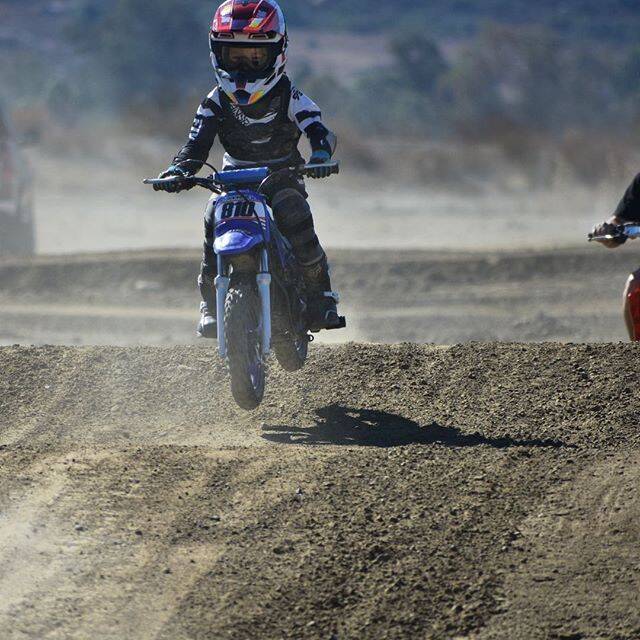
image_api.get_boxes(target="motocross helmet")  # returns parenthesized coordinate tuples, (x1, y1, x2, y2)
(210, 0, 288, 106)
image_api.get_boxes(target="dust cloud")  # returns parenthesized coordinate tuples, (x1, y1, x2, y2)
(31, 144, 618, 255)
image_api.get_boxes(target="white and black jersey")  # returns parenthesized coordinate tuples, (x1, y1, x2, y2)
(173, 76, 334, 173)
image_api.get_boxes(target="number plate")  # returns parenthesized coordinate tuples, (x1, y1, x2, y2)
(214, 193, 269, 224)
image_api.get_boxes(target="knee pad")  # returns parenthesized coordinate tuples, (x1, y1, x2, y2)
(628, 280, 640, 341)
(272, 189, 311, 225)
(271, 189, 322, 264)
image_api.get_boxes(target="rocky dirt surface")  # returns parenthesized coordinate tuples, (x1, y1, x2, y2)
(1, 342, 639, 639)
(0, 246, 638, 345)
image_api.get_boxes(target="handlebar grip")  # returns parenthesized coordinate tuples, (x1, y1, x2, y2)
(302, 161, 340, 179)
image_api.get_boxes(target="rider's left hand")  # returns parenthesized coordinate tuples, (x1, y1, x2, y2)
(308, 151, 332, 179)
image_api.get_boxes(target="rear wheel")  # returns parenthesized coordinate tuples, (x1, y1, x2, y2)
(273, 332, 308, 372)
(225, 277, 266, 410)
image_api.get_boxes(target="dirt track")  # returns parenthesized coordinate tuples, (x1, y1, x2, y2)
(0, 246, 638, 345)
(1, 342, 640, 639)
(2, 248, 640, 638)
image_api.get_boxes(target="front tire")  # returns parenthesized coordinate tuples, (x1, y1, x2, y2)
(225, 277, 266, 410)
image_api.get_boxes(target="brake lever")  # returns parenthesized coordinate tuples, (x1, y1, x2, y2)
(588, 235, 623, 242)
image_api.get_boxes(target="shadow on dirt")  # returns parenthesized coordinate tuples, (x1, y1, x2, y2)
(262, 404, 570, 448)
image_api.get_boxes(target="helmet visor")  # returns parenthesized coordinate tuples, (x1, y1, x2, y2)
(220, 45, 273, 73)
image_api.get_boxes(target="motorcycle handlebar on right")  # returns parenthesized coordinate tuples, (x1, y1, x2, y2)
(588, 223, 640, 243)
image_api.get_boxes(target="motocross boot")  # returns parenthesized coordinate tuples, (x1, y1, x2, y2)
(302, 255, 341, 332)
(197, 274, 217, 339)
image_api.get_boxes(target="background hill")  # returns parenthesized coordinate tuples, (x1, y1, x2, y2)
(7, 0, 640, 39)
(3, 0, 640, 213)
(281, 0, 640, 41)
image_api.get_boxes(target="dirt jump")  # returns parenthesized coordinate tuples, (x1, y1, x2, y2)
(0, 245, 638, 346)
(1, 249, 639, 639)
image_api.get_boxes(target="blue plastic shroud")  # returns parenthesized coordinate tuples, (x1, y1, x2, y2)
(217, 167, 270, 186)
(214, 189, 271, 256)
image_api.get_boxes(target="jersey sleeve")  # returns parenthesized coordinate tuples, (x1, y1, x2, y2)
(172, 88, 223, 174)
(614, 173, 640, 222)
(288, 86, 324, 132)
(288, 85, 336, 158)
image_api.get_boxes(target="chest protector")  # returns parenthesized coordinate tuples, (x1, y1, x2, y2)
(217, 78, 302, 163)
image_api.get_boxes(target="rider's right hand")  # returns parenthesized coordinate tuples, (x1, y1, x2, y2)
(153, 166, 194, 193)
(590, 217, 627, 248)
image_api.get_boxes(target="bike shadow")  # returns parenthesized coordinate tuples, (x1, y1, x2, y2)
(262, 404, 570, 449)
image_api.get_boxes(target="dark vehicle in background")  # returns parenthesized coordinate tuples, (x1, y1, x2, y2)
(0, 106, 35, 255)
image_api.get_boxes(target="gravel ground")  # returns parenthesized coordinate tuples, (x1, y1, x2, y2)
(1, 343, 639, 639)
(0, 246, 638, 345)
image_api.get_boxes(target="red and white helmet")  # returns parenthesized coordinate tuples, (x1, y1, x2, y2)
(210, 0, 288, 106)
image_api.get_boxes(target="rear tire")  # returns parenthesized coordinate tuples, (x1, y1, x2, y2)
(225, 277, 266, 410)
(273, 333, 308, 372)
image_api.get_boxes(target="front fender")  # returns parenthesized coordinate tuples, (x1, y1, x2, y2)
(214, 230, 263, 256)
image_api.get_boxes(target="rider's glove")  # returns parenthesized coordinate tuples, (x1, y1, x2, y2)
(308, 150, 332, 179)
(153, 166, 194, 193)
(590, 220, 627, 247)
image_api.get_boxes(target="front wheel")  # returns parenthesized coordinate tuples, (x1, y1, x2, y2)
(225, 278, 266, 410)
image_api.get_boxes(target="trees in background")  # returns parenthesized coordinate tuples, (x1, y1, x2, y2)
(336, 23, 637, 141)
(67, 0, 211, 108)
(389, 31, 448, 93)
(4, 0, 638, 185)
(58, 0, 640, 142)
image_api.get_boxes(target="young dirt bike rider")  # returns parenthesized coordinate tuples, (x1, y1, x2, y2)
(591, 172, 640, 341)
(153, 0, 340, 338)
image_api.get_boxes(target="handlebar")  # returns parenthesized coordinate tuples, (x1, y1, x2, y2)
(143, 175, 217, 189)
(143, 161, 340, 193)
(588, 223, 640, 242)
(301, 161, 340, 178)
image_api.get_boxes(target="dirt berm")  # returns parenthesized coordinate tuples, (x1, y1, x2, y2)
(1, 342, 639, 639)
(1, 246, 639, 344)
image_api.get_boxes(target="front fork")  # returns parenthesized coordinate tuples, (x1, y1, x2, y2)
(215, 254, 230, 358)
(215, 249, 272, 359)
(257, 249, 272, 358)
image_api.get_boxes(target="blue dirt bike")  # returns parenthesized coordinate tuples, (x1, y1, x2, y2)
(144, 162, 345, 410)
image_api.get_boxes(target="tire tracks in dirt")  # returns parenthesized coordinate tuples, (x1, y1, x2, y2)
(1, 343, 639, 638)
(2, 247, 639, 344)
